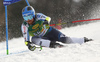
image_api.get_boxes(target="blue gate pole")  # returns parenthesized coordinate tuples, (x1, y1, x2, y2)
(5, 6, 9, 55)
(25, 0, 30, 6)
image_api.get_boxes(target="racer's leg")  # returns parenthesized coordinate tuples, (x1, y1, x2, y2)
(44, 27, 90, 44)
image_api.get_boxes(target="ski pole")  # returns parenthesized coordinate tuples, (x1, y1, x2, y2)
(39, 41, 43, 51)
(33, 46, 42, 51)
(32, 41, 43, 51)
(39, 46, 42, 51)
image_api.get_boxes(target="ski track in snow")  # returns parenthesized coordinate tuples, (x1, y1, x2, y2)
(0, 21, 100, 62)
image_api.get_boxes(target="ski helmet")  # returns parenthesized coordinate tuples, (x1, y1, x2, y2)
(22, 6, 35, 20)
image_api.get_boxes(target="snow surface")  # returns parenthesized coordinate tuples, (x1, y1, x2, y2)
(0, 21, 100, 62)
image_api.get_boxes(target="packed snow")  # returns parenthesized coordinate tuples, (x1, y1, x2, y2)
(0, 21, 100, 62)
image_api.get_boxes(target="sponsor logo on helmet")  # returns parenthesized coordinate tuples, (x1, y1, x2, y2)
(23, 13, 31, 17)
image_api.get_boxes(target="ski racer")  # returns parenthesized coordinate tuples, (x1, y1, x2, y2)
(21, 6, 92, 51)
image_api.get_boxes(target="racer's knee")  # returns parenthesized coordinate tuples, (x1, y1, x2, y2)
(31, 37, 51, 47)
(60, 37, 67, 43)
(58, 33, 69, 43)
(60, 37, 73, 44)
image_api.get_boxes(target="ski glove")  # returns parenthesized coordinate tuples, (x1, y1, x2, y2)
(25, 41, 36, 51)
(45, 17, 51, 23)
(28, 43, 36, 51)
(43, 17, 51, 24)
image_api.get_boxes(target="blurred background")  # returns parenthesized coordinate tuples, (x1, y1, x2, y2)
(0, 0, 100, 42)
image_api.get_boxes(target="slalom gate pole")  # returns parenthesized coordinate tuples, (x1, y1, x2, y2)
(5, 6, 9, 55)
(3, 0, 22, 55)
(50, 23, 67, 26)
(72, 18, 100, 23)
(25, 0, 30, 6)
(50, 18, 100, 26)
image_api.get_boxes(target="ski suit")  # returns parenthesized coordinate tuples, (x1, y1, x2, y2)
(21, 13, 84, 47)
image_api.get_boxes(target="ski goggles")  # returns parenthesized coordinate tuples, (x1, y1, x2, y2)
(23, 15, 33, 21)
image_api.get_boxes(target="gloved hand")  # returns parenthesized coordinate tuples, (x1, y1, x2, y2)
(43, 17, 51, 24)
(25, 41, 36, 51)
(28, 44, 36, 51)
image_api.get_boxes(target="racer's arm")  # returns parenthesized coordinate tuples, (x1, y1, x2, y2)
(43, 17, 51, 24)
(21, 24, 30, 43)
(36, 13, 51, 24)
(21, 24, 36, 51)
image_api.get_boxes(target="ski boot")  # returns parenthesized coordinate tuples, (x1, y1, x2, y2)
(84, 37, 93, 42)
(50, 42, 64, 48)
